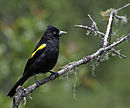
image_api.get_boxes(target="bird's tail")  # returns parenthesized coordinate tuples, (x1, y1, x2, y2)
(7, 73, 29, 97)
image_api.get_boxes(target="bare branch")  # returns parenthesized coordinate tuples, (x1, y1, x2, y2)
(75, 25, 105, 37)
(88, 14, 98, 31)
(13, 86, 24, 108)
(116, 3, 130, 11)
(75, 25, 127, 59)
(103, 11, 114, 47)
(112, 49, 126, 58)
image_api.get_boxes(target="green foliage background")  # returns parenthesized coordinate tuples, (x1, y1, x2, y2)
(0, 0, 130, 108)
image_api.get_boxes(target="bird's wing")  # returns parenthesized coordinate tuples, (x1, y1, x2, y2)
(23, 44, 47, 75)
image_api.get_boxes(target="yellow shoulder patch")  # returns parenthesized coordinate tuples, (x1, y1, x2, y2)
(31, 44, 46, 58)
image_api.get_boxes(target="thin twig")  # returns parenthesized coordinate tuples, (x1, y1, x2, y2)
(103, 11, 114, 47)
(112, 49, 126, 58)
(88, 14, 98, 31)
(75, 25, 105, 37)
(116, 3, 130, 11)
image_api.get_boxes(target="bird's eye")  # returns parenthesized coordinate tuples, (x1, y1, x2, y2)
(53, 31, 57, 35)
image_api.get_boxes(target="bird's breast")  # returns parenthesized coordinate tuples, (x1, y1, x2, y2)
(36, 40, 59, 72)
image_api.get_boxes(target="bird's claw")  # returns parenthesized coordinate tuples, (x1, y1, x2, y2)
(35, 80, 40, 87)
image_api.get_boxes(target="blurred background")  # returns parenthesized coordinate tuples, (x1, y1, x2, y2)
(0, 0, 130, 108)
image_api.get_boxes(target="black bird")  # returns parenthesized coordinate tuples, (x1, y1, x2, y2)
(7, 25, 67, 97)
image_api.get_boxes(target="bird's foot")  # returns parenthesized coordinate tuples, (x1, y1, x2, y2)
(35, 80, 40, 87)
(49, 71, 59, 77)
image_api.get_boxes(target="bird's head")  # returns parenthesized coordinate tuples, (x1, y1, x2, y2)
(44, 25, 67, 40)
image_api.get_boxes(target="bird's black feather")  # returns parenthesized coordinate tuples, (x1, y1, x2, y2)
(7, 25, 66, 97)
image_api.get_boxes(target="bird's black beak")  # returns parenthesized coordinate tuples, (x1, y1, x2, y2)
(59, 30, 67, 35)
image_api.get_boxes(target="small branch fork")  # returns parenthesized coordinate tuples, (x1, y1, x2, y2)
(12, 3, 130, 108)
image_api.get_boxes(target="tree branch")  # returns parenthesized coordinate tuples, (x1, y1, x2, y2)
(75, 20, 126, 58)
(103, 11, 114, 47)
(116, 3, 130, 11)
(75, 25, 105, 38)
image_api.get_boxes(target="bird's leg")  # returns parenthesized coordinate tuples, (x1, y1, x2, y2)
(34, 73, 40, 87)
(49, 71, 59, 77)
